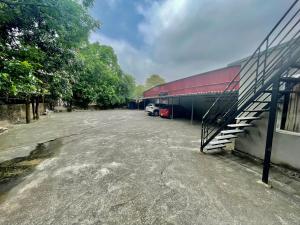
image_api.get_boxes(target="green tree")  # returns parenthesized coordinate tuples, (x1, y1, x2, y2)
(0, 0, 99, 121)
(134, 84, 146, 98)
(0, 0, 135, 119)
(73, 43, 135, 108)
(145, 74, 165, 90)
(119, 74, 136, 102)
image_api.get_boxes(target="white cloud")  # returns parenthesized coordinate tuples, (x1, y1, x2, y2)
(91, 0, 295, 84)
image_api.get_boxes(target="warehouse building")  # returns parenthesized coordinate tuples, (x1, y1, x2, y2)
(142, 0, 300, 184)
(142, 66, 240, 122)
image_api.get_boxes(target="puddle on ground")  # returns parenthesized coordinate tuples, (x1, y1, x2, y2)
(0, 139, 62, 203)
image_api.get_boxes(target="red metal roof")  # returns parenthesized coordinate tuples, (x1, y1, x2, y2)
(143, 66, 240, 98)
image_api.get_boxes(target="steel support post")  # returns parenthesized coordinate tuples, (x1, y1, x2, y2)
(191, 96, 194, 125)
(171, 97, 174, 119)
(262, 76, 280, 184)
(200, 120, 204, 152)
(158, 98, 160, 115)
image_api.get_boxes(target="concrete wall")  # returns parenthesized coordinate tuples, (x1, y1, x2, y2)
(236, 111, 300, 169)
(232, 45, 300, 170)
(0, 103, 45, 123)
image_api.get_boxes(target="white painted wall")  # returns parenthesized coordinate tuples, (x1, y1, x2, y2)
(236, 111, 300, 169)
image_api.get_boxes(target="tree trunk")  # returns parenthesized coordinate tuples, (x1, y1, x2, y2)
(35, 96, 40, 120)
(31, 97, 36, 120)
(42, 95, 46, 113)
(67, 100, 73, 112)
(49, 101, 54, 110)
(26, 96, 31, 124)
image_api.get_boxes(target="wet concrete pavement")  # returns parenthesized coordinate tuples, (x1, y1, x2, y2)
(0, 110, 299, 225)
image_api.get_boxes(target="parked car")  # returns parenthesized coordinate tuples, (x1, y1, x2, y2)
(145, 103, 159, 116)
(159, 105, 187, 119)
(145, 103, 165, 116)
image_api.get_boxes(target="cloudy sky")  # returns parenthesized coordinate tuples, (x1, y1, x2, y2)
(90, 0, 294, 84)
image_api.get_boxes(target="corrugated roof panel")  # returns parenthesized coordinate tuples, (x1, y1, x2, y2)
(143, 66, 240, 98)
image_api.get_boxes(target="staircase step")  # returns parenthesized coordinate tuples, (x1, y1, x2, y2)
(280, 90, 300, 94)
(264, 90, 273, 93)
(264, 90, 300, 94)
(221, 129, 244, 135)
(205, 144, 225, 150)
(291, 63, 300, 69)
(228, 123, 252, 128)
(280, 77, 300, 83)
(215, 134, 238, 140)
(253, 100, 270, 103)
(236, 116, 260, 121)
(210, 139, 231, 145)
(244, 109, 269, 113)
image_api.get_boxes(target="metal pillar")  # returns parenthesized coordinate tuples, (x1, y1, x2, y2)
(137, 99, 140, 110)
(171, 97, 174, 119)
(262, 76, 280, 184)
(143, 99, 146, 110)
(191, 96, 194, 125)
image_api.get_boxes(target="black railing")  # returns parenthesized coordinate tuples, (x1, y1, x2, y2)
(201, 0, 300, 150)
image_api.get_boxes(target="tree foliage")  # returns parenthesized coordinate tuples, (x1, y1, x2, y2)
(145, 74, 165, 90)
(0, 0, 135, 110)
(0, 0, 98, 99)
(134, 84, 146, 98)
(73, 43, 135, 108)
(133, 74, 165, 98)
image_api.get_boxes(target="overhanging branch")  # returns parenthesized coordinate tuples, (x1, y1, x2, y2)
(0, 0, 52, 7)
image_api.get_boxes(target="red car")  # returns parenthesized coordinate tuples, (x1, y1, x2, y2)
(159, 105, 187, 119)
(159, 107, 171, 118)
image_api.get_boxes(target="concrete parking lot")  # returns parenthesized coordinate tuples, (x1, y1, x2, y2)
(0, 110, 299, 225)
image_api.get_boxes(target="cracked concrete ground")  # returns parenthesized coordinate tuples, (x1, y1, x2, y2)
(0, 110, 299, 225)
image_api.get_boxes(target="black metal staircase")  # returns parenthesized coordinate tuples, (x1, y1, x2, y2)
(200, 0, 300, 184)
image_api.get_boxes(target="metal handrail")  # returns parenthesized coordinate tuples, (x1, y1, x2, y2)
(202, 48, 300, 149)
(201, 0, 300, 150)
(204, 34, 299, 137)
(202, 37, 300, 144)
(202, 0, 299, 120)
